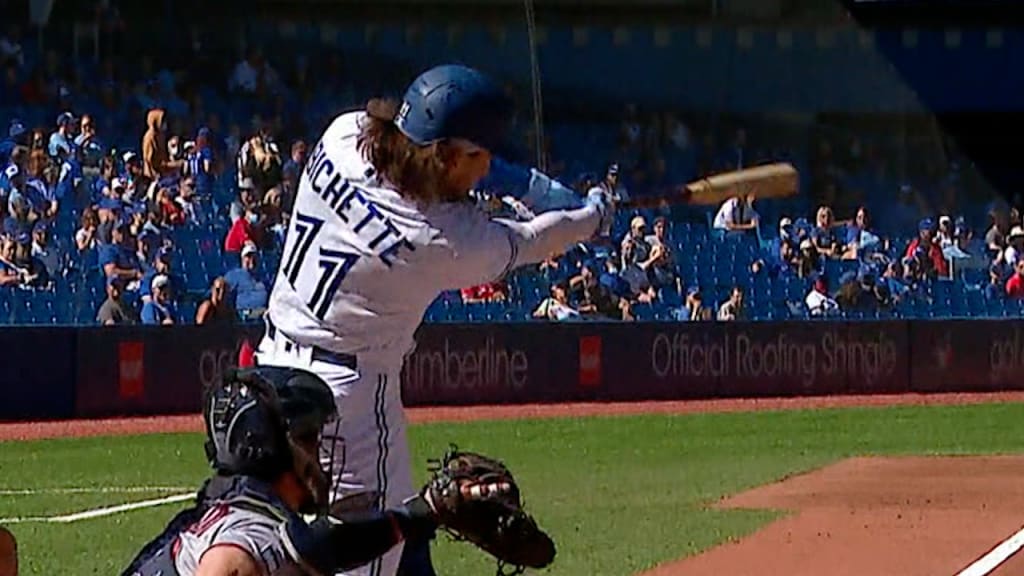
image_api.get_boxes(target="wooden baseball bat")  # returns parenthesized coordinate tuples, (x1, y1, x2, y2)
(621, 162, 799, 209)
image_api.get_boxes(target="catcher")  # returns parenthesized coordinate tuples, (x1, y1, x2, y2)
(121, 366, 554, 576)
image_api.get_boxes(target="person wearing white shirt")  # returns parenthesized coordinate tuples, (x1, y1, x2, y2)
(805, 276, 839, 317)
(1003, 226, 1024, 267)
(713, 193, 758, 232)
(716, 286, 745, 321)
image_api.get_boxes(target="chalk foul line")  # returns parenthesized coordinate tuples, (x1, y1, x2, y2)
(954, 525, 1024, 576)
(0, 493, 194, 524)
(0, 486, 191, 496)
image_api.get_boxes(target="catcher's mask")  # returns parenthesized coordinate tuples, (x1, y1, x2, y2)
(203, 366, 337, 514)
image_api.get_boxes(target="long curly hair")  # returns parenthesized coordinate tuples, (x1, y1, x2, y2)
(356, 98, 460, 204)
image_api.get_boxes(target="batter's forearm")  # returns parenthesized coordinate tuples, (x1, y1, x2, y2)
(499, 205, 602, 268)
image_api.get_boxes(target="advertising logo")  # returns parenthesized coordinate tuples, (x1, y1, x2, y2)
(118, 341, 144, 400)
(403, 336, 528, 395)
(578, 336, 602, 388)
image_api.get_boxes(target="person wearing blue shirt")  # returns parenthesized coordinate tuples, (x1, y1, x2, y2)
(223, 242, 269, 319)
(48, 112, 76, 159)
(139, 247, 182, 304)
(189, 127, 216, 197)
(140, 274, 178, 325)
(0, 120, 26, 162)
(98, 221, 143, 285)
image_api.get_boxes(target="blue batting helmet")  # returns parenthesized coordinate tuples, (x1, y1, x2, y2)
(394, 64, 514, 152)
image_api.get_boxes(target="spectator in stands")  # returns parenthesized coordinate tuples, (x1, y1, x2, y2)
(0, 236, 31, 287)
(532, 281, 579, 321)
(717, 286, 745, 321)
(905, 218, 949, 279)
(4, 194, 32, 242)
(230, 179, 257, 224)
(712, 192, 758, 233)
(0, 120, 26, 162)
(93, 156, 116, 203)
(224, 201, 265, 252)
(47, 112, 75, 158)
(154, 184, 185, 227)
(74, 114, 97, 150)
(75, 207, 98, 253)
(142, 109, 182, 181)
(812, 206, 842, 259)
(570, 261, 630, 320)
(238, 127, 282, 194)
(988, 262, 1008, 300)
(97, 276, 136, 325)
(620, 214, 650, 262)
(224, 242, 269, 319)
(196, 276, 237, 325)
(122, 151, 150, 200)
(281, 139, 307, 204)
(805, 275, 840, 317)
(538, 253, 564, 281)
(675, 286, 709, 321)
(986, 205, 1011, 257)
(167, 135, 182, 164)
(0, 524, 16, 576)
(1002, 226, 1024, 267)
(1006, 261, 1024, 299)
(937, 215, 955, 249)
(188, 127, 215, 198)
(842, 206, 883, 259)
(30, 221, 58, 278)
(175, 177, 204, 226)
(99, 220, 143, 287)
(24, 150, 57, 219)
(140, 274, 177, 325)
(645, 216, 677, 291)
(795, 238, 822, 278)
(140, 247, 181, 304)
(882, 261, 910, 303)
(461, 281, 507, 304)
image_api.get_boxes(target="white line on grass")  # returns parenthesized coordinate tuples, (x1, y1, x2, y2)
(0, 486, 191, 495)
(0, 493, 193, 524)
(955, 525, 1024, 576)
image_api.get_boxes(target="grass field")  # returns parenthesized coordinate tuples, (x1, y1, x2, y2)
(4, 401, 1024, 576)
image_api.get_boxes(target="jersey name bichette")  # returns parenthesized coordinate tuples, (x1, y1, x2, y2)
(266, 111, 518, 363)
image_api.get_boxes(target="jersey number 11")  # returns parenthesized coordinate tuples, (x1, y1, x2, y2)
(281, 212, 360, 320)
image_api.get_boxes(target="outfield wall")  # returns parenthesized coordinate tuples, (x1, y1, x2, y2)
(1, 320, 1021, 421)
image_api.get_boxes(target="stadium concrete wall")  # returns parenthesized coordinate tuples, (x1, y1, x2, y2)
(0, 320, 1021, 421)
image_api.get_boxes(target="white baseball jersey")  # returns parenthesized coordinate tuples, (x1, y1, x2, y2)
(259, 110, 602, 576)
(172, 499, 294, 575)
(267, 111, 527, 365)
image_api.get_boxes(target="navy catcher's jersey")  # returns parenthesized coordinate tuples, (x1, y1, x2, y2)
(125, 477, 301, 576)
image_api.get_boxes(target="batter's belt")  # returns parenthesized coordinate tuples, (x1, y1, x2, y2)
(262, 316, 358, 370)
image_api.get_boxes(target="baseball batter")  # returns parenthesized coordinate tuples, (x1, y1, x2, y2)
(254, 64, 612, 576)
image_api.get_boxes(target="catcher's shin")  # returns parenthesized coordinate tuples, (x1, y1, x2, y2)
(421, 447, 556, 576)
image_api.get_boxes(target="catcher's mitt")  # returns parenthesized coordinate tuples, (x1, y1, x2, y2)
(423, 446, 555, 575)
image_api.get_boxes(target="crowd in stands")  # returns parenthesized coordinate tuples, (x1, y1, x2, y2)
(0, 21, 1020, 326)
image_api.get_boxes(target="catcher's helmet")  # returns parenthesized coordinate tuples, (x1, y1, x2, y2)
(394, 64, 514, 153)
(203, 366, 336, 509)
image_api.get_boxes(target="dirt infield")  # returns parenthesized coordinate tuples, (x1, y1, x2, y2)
(3, 391, 1024, 442)
(643, 456, 1024, 576)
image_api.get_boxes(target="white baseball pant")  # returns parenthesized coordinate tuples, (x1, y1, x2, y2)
(255, 330, 412, 576)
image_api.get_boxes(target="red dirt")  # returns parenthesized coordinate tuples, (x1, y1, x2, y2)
(3, 391, 1024, 442)
(645, 456, 1024, 576)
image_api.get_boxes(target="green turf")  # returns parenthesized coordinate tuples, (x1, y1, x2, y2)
(3, 402, 1024, 575)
